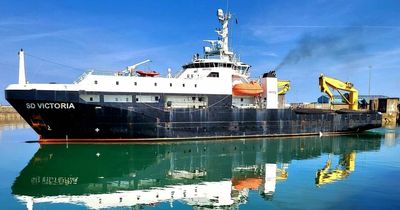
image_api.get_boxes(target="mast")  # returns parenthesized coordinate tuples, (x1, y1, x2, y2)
(203, 9, 234, 61)
(18, 49, 26, 84)
(217, 9, 232, 58)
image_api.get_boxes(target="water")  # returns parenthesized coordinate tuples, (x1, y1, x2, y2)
(0, 120, 399, 210)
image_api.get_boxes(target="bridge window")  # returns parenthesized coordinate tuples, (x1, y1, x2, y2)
(207, 72, 219, 78)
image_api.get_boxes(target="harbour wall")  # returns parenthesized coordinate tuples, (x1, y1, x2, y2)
(0, 105, 23, 121)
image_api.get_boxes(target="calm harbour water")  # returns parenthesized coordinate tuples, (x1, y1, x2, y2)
(0, 120, 399, 210)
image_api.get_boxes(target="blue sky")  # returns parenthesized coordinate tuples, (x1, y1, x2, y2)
(1, 0, 399, 104)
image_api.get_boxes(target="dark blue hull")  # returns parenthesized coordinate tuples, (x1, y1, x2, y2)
(5, 89, 382, 141)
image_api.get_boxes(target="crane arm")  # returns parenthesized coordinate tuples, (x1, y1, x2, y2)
(315, 152, 356, 187)
(319, 74, 359, 110)
(278, 80, 290, 95)
(127, 59, 151, 76)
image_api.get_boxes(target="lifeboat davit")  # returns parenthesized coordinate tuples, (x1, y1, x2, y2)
(136, 70, 160, 77)
(232, 81, 263, 96)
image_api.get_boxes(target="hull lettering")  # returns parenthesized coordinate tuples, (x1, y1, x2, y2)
(26, 103, 75, 110)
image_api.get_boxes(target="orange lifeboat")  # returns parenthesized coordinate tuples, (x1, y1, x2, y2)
(232, 177, 263, 190)
(232, 81, 263, 96)
(136, 70, 160, 77)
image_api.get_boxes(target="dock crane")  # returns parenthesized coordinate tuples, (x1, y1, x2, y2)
(278, 80, 290, 95)
(319, 74, 359, 111)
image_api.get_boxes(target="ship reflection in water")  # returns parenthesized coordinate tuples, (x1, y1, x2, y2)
(12, 135, 383, 209)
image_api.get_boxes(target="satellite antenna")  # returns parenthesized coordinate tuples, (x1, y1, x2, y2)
(217, 9, 224, 21)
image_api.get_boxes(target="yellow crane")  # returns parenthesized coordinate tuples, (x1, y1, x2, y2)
(319, 74, 359, 110)
(315, 151, 356, 187)
(278, 80, 290, 95)
(276, 165, 289, 181)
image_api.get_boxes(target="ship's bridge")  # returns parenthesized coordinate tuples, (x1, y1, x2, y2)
(177, 58, 250, 81)
(182, 60, 250, 73)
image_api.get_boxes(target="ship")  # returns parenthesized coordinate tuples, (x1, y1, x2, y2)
(5, 9, 381, 142)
